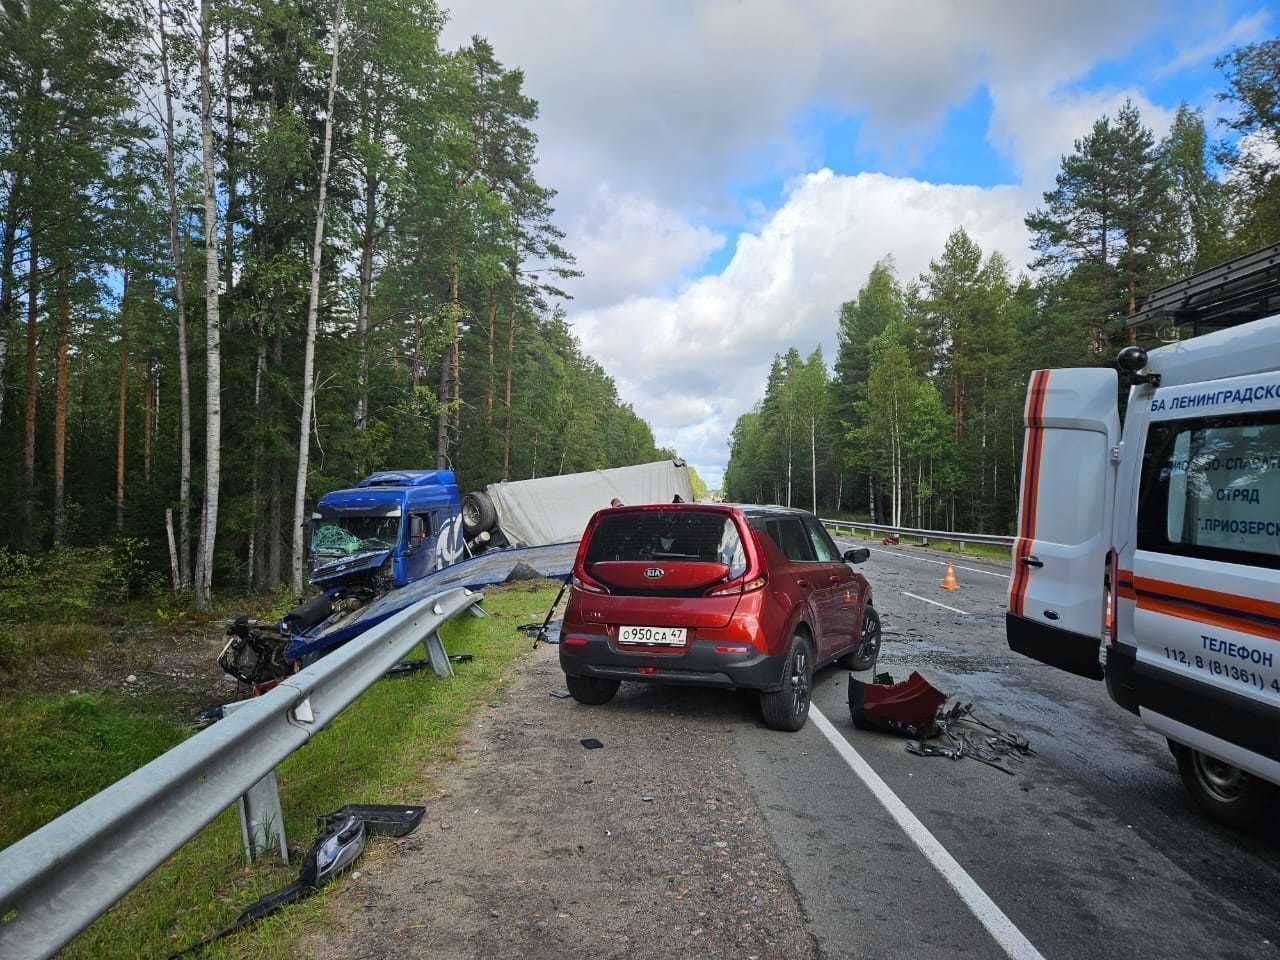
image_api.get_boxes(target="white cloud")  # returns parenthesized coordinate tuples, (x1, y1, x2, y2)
(1155, 9, 1270, 78)
(988, 85, 1178, 187)
(572, 170, 1032, 486)
(564, 186, 724, 310)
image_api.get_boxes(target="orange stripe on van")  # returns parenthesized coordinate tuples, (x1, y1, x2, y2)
(1132, 575, 1280, 643)
(1010, 370, 1050, 616)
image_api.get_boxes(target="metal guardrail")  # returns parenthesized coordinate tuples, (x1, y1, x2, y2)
(0, 585, 484, 960)
(821, 518, 1015, 550)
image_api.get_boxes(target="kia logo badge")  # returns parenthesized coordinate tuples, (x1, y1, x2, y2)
(644, 567, 664, 579)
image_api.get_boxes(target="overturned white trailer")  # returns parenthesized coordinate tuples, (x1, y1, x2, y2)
(462, 459, 696, 547)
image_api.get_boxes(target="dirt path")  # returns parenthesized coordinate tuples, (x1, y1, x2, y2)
(306, 643, 818, 960)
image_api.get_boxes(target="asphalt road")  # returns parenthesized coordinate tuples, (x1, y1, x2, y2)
(731, 538, 1280, 960)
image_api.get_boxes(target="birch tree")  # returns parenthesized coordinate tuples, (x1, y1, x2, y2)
(194, 0, 220, 610)
(156, 0, 192, 586)
(290, 0, 343, 596)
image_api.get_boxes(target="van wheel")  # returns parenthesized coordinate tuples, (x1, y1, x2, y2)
(1175, 745, 1272, 829)
(566, 674, 620, 705)
(760, 634, 813, 732)
(841, 605, 881, 671)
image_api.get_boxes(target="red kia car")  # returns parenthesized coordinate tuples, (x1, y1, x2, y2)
(559, 503, 878, 731)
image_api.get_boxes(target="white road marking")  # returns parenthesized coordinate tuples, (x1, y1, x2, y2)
(902, 591, 970, 616)
(810, 705, 1047, 960)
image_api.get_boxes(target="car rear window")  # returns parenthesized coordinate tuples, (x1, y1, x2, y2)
(586, 510, 747, 576)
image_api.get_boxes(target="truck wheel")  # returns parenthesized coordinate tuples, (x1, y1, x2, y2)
(760, 633, 813, 732)
(1175, 745, 1272, 829)
(841, 605, 881, 671)
(462, 491, 497, 535)
(566, 674, 620, 705)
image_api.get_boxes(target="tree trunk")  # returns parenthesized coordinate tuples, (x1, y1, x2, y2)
(165, 508, 180, 594)
(290, 0, 343, 597)
(436, 347, 449, 469)
(502, 290, 516, 479)
(485, 290, 496, 425)
(52, 271, 68, 547)
(22, 223, 38, 545)
(355, 167, 375, 430)
(0, 209, 16, 430)
(159, 0, 192, 588)
(195, 0, 223, 610)
(223, 24, 235, 292)
(249, 334, 266, 587)
(142, 360, 153, 482)
(810, 415, 817, 514)
(116, 271, 129, 531)
(266, 334, 283, 587)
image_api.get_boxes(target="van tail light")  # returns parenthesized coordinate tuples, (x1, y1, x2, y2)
(1105, 552, 1117, 647)
(571, 574, 607, 595)
(707, 575, 766, 597)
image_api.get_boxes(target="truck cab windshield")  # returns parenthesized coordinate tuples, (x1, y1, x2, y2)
(311, 515, 401, 557)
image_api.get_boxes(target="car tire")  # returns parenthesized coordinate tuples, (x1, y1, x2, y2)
(462, 491, 498, 535)
(1174, 744, 1272, 829)
(760, 633, 813, 732)
(566, 674, 620, 706)
(841, 604, 881, 671)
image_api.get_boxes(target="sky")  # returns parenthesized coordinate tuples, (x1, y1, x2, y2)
(440, 1, 1275, 490)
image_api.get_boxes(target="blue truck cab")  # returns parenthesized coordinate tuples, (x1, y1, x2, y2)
(309, 470, 467, 593)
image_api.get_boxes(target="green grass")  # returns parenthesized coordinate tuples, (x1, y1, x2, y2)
(2, 582, 559, 960)
(0, 693, 190, 849)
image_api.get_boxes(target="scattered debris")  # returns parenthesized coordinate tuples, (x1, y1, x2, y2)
(881, 535, 900, 545)
(550, 689, 571, 700)
(641, 795, 655, 802)
(384, 654, 474, 679)
(125, 674, 137, 683)
(169, 803, 425, 957)
(848, 671, 946, 737)
(581, 738, 604, 750)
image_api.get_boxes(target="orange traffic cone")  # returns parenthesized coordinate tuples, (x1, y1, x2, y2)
(941, 561, 959, 591)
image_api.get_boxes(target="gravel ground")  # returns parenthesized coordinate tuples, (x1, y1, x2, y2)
(306, 643, 819, 960)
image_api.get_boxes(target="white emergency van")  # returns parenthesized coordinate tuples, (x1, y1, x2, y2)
(1007, 310, 1280, 827)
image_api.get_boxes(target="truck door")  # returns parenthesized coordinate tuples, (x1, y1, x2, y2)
(403, 511, 434, 583)
(1127, 381, 1280, 772)
(1007, 368, 1120, 680)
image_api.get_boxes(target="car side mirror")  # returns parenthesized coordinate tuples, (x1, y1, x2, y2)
(843, 548, 869, 565)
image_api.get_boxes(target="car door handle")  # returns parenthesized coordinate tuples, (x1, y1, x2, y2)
(1022, 555, 1044, 568)
(796, 579, 810, 588)
(828, 575, 841, 584)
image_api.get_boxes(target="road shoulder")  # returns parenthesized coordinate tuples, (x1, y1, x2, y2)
(303, 643, 818, 960)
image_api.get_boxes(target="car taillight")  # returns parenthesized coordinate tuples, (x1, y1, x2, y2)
(571, 574, 607, 594)
(707, 575, 766, 597)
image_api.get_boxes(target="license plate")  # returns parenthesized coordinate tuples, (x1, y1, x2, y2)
(618, 625, 687, 646)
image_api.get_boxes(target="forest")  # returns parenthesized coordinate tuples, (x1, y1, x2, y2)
(0, 0, 673, 607)
(723, 39, 1280, 535)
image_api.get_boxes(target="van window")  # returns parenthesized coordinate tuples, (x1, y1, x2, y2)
(586, 510, 747, 576)
(758, 516, 817, 562)
(1137, 411, 1280, 569)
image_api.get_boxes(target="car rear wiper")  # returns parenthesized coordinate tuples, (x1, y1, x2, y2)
(651, 551, 700, 559)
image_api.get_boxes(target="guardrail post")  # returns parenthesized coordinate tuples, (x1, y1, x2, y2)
(424, 630, 453, 677)
(236, 769, 288, 864)
(222, 698, 288, 864)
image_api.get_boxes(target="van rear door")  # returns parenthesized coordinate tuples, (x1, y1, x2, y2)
(1007, 368, 1120, 680)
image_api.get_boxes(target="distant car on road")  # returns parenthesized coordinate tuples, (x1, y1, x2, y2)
(559, 503, 878, 730)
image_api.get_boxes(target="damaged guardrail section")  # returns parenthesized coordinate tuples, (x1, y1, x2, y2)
(821, 518, 1015, 549)
(0, 586, 484, 960)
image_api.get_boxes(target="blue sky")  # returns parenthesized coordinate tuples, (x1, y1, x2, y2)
(442, 1, 1276, 487)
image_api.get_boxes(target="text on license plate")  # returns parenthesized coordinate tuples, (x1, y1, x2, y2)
(618, 625, 687, 646)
